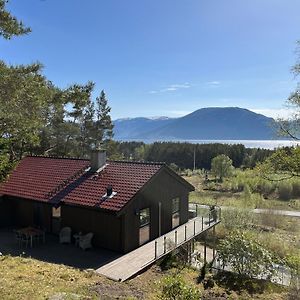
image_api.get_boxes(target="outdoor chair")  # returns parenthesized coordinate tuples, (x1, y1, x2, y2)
(14, 230, 30, 248)
(59, 227, 72, 244)
(79, 232, 93, 250)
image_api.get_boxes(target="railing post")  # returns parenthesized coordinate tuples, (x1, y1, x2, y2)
(196, 204, 198, 217)
(164, 236, 166, 254)
(193, 220, 196, 235)
(184, 225, 187, 241)
(175, 231, 177, 246)
(155, 241, 157, 260)
(201, 216, 203, 230)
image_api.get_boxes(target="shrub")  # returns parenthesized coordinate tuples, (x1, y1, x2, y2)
(241, 184, 252, 200)
(278, 182, 293, 201)
(218, 231, 276, 279)
(221, 208, 256, 231)
(159, 275, 201, 300)
(292, 181, 300, 198)
(258, 181, 275, 196)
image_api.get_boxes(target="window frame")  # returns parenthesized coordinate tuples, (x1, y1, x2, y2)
(171, 197, 180, 228)
(139, 207, 151, 245)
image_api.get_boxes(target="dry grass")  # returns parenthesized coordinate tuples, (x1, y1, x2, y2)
(0, 254, 290, 300)
(0, 255, 160, 300)
(0, 255, 102, 299)
(185, 174, 300, 211)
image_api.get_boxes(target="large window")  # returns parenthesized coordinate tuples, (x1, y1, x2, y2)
(172, 197, 180, 228)
(139, 208, 150, 245)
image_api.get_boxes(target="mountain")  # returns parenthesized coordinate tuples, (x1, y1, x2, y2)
(113, 117, 174, 139)
(113, 107, 277, 140)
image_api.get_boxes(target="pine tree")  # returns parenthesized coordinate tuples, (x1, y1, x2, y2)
(94, 90, 114, 147)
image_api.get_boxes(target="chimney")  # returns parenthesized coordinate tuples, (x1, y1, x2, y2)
(90, 149, 106, 172)
(106, 185, 113, 197)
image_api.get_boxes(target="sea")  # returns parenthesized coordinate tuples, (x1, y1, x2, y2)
(118, 139, 300, 150)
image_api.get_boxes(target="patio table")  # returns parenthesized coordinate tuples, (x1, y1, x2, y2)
(17, 227, 45, 248)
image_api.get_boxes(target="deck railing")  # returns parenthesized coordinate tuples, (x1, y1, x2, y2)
(153, 204, 221, 261)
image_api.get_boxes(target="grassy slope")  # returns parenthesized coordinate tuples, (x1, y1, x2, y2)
(0, 255, 288, 300)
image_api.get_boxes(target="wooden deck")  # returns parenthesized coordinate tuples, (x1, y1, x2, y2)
(96, 206, 220, 282)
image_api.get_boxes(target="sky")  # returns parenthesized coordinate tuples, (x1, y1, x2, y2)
(1, 0, 300, 119)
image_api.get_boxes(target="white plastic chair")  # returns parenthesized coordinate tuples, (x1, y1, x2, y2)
(59, 227, 72, 244)
(79, 232, 93, 250)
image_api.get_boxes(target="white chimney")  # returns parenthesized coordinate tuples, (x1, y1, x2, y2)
(90, 149, 106, 172)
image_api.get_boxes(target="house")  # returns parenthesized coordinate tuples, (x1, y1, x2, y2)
(0, 150, 194, 253)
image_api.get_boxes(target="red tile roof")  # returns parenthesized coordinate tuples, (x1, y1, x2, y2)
(0, 156, 164, 212)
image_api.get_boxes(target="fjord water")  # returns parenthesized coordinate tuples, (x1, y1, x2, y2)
(183, 140, 300, 149)
(120, 139, 300, 150)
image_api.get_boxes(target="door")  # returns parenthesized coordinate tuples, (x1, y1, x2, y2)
(139, 207, 150, 245)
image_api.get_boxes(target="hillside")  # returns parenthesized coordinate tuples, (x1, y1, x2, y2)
(114, 107, 277, 140)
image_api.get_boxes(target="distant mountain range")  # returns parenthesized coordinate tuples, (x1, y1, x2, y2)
(113, 107, 278, 141)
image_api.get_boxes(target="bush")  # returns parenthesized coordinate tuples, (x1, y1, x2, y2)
(159, 275, 201, 300)
(241, 184, 252, 199)
(292, 181, 300, 198)
(218, 231, 276, 279)
(221, 208, 256, 231)
(258, 181, 275, 197)
(278, 182, 293, 201)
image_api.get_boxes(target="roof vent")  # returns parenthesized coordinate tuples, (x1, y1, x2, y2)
(90, 149, 106, 172)
(102, 185, 117, 200)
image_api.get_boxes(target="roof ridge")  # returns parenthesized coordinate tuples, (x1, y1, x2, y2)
(28, 155, 89, 161)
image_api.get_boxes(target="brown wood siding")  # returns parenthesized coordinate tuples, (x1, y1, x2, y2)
(0, 197, 13, 227)
(61, 205, 122, 252)
(122, 168, 190, 253)
(0, 197, 52, 231)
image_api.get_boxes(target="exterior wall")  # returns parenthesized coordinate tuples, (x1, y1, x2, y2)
(61, 205, 122, 252)
(0, 196, 13, 227)
(0, 197, 52, 231)
(122, 168, 191, 253)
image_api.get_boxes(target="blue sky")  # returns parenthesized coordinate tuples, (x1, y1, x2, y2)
(1, 0, 300, 119)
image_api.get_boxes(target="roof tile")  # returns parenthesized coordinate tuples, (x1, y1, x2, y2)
(0, 156, 163, 212)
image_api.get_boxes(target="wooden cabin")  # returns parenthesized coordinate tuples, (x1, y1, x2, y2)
(0, 150, 194, 253)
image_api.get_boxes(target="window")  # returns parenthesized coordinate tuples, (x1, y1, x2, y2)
(139, 208, 150, 245)
(172, 197, 180, 228)
(52, 206, 61, 218)
(139, 208, 150, 227)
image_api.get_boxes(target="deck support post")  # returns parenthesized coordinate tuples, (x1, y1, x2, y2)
(155, 241, 157, 260)
(201, 216, 203, 230)
(175, 231, 177, 245)
(164, 236, 166, 254)
(196, 204, 198, 217)
(193, 220, 196, 235)
(184, 225, 187, 241)
(213, 226, 216, 261)
(204, 235, 207, 265)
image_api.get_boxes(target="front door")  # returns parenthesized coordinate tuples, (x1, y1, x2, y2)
(139, 207, 150, 245)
